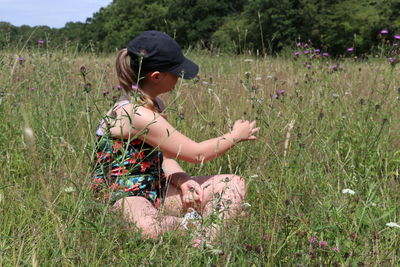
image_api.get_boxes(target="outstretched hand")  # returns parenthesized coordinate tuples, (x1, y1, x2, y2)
(180, 179, 203, 207)
(231, 119, 260, 142)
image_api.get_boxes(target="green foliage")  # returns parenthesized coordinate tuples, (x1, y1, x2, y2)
(1, 43, 400, 265)
(2, 0, 400, 55)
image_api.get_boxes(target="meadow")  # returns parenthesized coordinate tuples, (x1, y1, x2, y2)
(0, 45, 399, 266)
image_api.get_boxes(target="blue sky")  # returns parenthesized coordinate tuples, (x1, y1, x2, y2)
(0, 0, 113, 28)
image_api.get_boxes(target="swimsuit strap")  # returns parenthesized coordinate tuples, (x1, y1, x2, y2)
(114, 100, 131, 111)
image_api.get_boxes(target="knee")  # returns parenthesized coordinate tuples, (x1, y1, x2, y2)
(228, 175, 246, 201)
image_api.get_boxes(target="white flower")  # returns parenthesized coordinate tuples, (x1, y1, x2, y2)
(243, 202, 251, 208)
(64, 187, 75, 193)
(386, 222, 400, 228)
(244, 58, 254, 63)
(342, 188, 355, 195)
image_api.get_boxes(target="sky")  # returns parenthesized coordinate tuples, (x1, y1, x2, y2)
(0, 0, 113, 28)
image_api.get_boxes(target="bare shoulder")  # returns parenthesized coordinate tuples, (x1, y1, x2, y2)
(119, 103, 163, 126)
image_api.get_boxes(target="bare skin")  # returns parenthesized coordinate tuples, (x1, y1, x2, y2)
(105, 71, 259, 243)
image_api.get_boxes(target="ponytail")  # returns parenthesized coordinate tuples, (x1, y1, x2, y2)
(115, 49, 159, 113)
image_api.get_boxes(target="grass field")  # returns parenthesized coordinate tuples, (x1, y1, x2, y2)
(0, 46, 399, 266)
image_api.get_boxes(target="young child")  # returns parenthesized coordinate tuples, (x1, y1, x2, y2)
(92, 30, 259, 245)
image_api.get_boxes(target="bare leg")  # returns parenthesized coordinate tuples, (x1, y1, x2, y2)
(113, 196, 183, 239)
(163, 174, 246, 245)
(196, 174, 246, 219)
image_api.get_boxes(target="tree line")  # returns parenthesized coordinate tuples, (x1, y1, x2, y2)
(1, 0, 400, 56)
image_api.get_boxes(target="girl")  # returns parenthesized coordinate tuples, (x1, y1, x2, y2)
(93, 31, 259, 245)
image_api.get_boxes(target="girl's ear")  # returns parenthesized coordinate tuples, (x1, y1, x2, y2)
(148, 71, 162, 83)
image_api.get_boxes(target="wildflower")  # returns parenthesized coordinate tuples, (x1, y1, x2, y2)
(380, 29, 389, 35)
(322, 52, 329, 57)
(314, 49, 320, 53)
(306, 64, 312, 69)
(18, 57, 25, 63)
(394, 35, 400, 40)
(274, 89, 285, 99)
(115, 85, 123, 90)
(347, 47, 354, 52)
(309, 236, 317, 244)
(342, 188, 355, 195)
(244, 58, 254, 63)
(38, 39, 44, 44)
(30, 87, 37, 91)
(388, 57, 395, 63)
(80, 66, 87, 75)
(294, 51, 300, 56)
(303, 50, 309, 55)
(386, 222, 400, 228)
(64, 187, 75, 193)
(332, 247, 340, 253)
(102, 90, 109, 96)
(331, 65, 338, 71)
(296, 42, 302, 47)
(319, 241, 328, 248)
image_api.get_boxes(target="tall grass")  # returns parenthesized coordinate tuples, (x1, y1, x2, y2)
(0, 46, 399, 266)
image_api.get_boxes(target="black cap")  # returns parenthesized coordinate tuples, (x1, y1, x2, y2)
(127, 31, 199, 79)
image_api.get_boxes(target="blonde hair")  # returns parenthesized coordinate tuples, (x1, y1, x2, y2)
(115, 49, 159, 112)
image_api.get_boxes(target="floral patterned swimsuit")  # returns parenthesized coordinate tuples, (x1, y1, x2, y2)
(92, 101, 166, 207)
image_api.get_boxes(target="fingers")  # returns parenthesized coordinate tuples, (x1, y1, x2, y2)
(182, 186, 203, 204)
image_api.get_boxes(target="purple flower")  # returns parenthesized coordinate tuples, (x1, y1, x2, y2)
(278, 89, 285, 95)
(273, 94, 279, 99)
(18, 57, 25, 62)
(332, 247, 340, 253)
(388, 57, 395, 63)
(306, 64, 312, 69)
(103, 90, 110, 96)
(322, 52, 329, 57)
(331, 65, 338, 71)
(115, 85, 123, 90)
(303, 50, 309, 55)
(38, 40, 45, 44)
(394, 35, 400, 40)
(294, 51, 300, 56)
(393, 42, 398, 47)
(314, 49, 320, 53)
(296, 42, 302, 47)
(30, 87, 37, 91)
(309, 236, 317, 244)
(347, 47, 354, 52)
(380, 29, 389, 35)
(319, 241, 328, 248)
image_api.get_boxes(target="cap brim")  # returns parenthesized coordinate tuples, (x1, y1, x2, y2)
(169, 57, 199, 79)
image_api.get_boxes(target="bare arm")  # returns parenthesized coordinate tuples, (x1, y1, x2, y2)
(116, 104, 259, 164)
